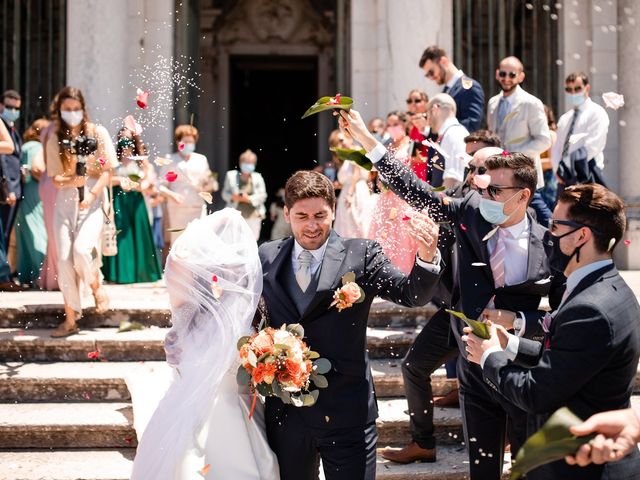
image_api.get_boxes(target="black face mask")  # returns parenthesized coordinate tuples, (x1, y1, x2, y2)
(544, 229, 583, 273)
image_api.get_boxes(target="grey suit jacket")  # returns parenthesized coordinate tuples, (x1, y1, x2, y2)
(487, 86, 551, 189)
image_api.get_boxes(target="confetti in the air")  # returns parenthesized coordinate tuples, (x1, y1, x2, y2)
(625, 239, 631, 246)
(461, 77, 473, 90)
(199, 464, 211, 476)
(87, 350, 100, 360)
(602, 92, 625, 110)
(154, 157, 172, 167)
(123, 114, 143, 135)
(474, 174, 491, 190)
(136, 89, 150, 109)
(178, 142, 185, 151)
(471, 262, 487, 267)
(165, 171, 178, 182)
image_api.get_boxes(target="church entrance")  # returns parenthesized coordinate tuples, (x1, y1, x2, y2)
(229, 55, 319, 239)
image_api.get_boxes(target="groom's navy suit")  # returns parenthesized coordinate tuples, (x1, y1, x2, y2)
(259, 230, 440, 480)
(371, 147, 565, 479)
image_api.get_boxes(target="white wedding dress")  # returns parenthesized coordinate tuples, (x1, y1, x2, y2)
(128, 208, 280, 480)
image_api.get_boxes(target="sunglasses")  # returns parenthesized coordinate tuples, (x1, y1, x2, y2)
(565, 85, 583, 93)
(425, 68, 437, 78)
(478, 184, 522, 199)
(498, 71, 518, 79)
(406, 98, 423, 104)
(467, 164, 487, 175)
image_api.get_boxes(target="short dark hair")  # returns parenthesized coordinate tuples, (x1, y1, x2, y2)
(285, 171, 336, 210)
(386, 110, 408, 123)
(1, 89, 21, 103)
(484, 152, 538, 202)
(464, 129, 502, 147)
(419, 45, 447, 68)
(558, 184, 626, 253)
(565, 71, 589, 86)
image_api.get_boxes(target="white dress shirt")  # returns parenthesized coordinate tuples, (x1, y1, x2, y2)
(551, 97, 610, 171)
(487, 215, 530, 287)
(437, 116, 470, 182)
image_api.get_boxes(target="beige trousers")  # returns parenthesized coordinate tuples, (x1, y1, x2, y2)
(53, 178, 105, 314)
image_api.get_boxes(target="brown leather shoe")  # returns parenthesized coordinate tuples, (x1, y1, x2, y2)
(434, 387, 459, 408)
(380, 442, 436, 464)
(0, 281, 27, 292)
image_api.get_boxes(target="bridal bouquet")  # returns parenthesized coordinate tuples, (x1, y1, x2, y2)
(237, 324, 331, 412)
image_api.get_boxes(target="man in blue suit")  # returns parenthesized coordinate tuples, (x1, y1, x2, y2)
(419, 45, 485, 132)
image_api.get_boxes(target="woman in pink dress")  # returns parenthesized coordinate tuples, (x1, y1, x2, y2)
(37, 120, 59, 290)
(368, 111, 421, 274)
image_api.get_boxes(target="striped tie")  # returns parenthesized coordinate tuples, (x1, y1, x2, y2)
(490, 229, 506, 288)
(295, 250, 313, 292)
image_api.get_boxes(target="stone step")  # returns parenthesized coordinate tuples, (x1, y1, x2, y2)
(0, 399, 463, 449)
(0, 447, 485, 480)
(0, 360, 456, 402)
(0, 326, 421, 362)
(0, 290, 436, 329)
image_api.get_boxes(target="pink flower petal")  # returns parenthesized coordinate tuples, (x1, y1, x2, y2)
(474, 174, 491, 190)
(136, 89, 149, 109)
(165, 171, 178, 182)
(624, 239, 631, 246)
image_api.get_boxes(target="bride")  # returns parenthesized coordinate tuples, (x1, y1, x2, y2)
(130, 208, 280, 479)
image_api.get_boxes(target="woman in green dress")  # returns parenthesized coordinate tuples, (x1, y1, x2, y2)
(15, 118, 49, 285)
(101, 127, 162, 283)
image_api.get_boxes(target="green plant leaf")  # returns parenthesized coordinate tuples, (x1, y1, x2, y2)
(445, 309, 491, 339)
(354, 285, 366, 304)
(307, 350, 320, 360)
(301, 95, 354, 119)
(128, 174, 141, 183)
(511, 407, 596, 479)
(330, 147, 373, 171)
(302, 391, 318, 406)
(286, 323, 305, 338)
(313, 358, 332, 375)
(274, 343, 290, 351)
(311, 373, 328, 388)
(236, 365, 250, 386)
(256, 382, 273, 397)
(341, 271, 356, 284)
(117, 320, 145, 333)
(237, 336, 251, 350)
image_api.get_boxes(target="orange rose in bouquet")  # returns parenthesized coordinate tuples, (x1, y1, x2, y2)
(237, 324, 331, 411)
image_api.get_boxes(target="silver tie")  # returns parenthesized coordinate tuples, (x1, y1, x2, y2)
(295, 250, 313, 292)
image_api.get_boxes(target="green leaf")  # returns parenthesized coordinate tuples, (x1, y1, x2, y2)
(330, 147, 373, 171)
(313, 358, 332, 375)
(236, 365, 251, 386)
(286, 323, 305, 338)
(307, 350, 320, 360)
(128, 174, 141, 183)
(445, 309, 491, 339)
(301, 95, 354, 119)
(302, 391, 318, 407)
(511, 407, 596, 479)
(353, 285, 366, 304)
(117, 320, 145, 333)
(247, 349, 258, 368)
(311, 373, 328, 388)
(273, 343, 290, 351)
(431, 186, 447, 192)
(237, 336, 251, 350)
(341, 271, 356, 284)
(167, 227, 185, 233)
(256, 382, 273, 397)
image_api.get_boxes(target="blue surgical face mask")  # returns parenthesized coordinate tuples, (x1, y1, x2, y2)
(181, 142, 196, 154)
(566, 92, 586, 108)
(240, 163, 255, 174)
(0, 107, 20, 123)
(478, 190, 520, 225)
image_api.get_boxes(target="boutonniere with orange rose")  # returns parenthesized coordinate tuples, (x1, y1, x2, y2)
(237, 324, 331, 415)
(330, 272, 365, 312)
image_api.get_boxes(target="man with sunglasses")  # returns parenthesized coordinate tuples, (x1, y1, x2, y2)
(487, 56, 552, 227)
(463, 184, 640, 479)
(0, 89, 24, 291)
(551, 72, 609, 195)
(418, 45, 485, 132)
(338, 108, 565, 479)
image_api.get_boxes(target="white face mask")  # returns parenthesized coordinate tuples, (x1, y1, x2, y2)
(61, 110, 84, 127)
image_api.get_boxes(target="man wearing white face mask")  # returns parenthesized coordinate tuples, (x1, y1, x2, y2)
(551, 72, 609, 197)
(159, 124, 217, 245)
(221, 148, 267, 240)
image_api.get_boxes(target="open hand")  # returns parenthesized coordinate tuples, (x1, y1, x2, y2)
(409, 211, 439, 263)
(481, 308, 516, 329)
(335, 109, 379, 152)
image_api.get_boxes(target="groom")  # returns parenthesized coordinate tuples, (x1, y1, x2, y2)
(259, 170, 442, 480)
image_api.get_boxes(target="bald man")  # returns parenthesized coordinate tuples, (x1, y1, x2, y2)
(487, 56, 552, 226)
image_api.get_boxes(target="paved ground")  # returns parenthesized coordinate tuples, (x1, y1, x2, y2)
(2, 270, 640, 309)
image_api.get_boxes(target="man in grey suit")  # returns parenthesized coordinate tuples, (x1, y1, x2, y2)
(487, 56, 552, 226)
(464, 183, 640, 479)
(260, 171, 442, 480)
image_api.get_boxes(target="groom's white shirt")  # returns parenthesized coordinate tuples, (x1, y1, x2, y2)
(292, 238, 329, 275)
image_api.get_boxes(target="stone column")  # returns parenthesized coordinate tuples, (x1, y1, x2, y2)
(615, 0, 640, 268)
(350, 0, 453, 123)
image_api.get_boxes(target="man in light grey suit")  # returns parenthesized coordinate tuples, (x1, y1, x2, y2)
(487, 56, 552, 225)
